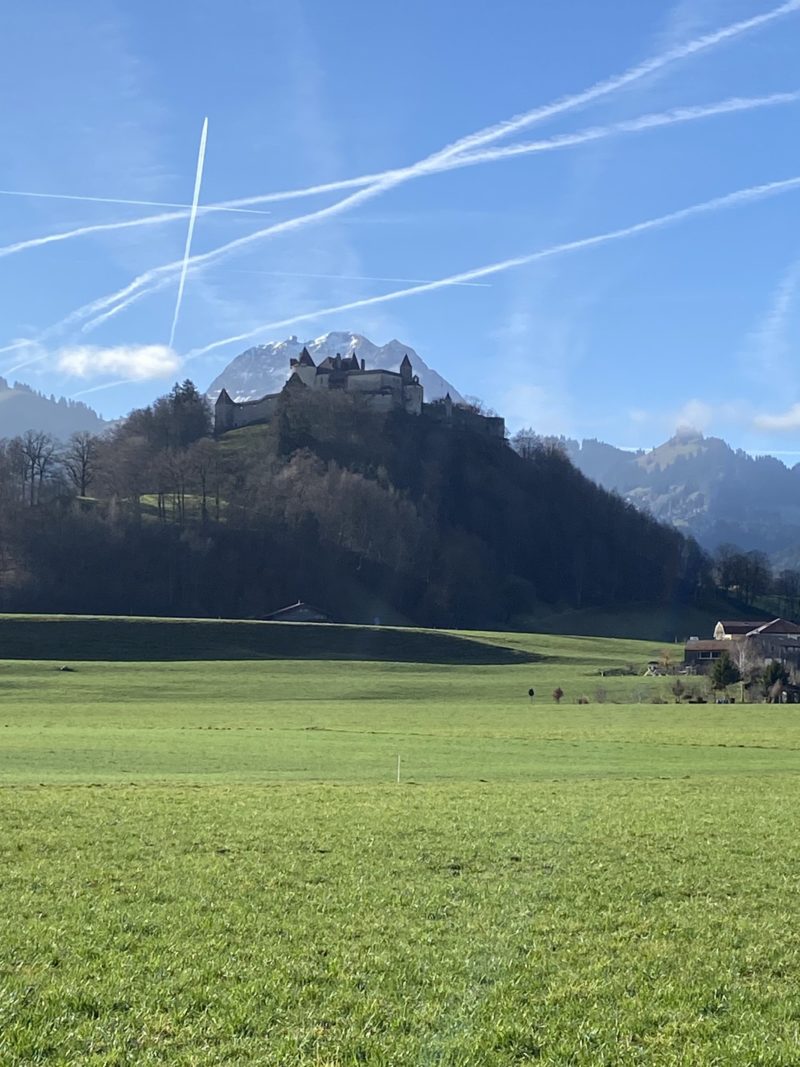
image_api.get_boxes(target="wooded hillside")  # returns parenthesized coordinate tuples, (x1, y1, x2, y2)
(0, 382, 710, 628)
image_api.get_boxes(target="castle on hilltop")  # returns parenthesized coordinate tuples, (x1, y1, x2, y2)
(214, 346, 504, 438)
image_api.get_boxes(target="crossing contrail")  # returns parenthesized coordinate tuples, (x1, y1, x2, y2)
(77, 84, 800, 337)
(5, 0, 800, 367)
(458, 91, 800, 166)
(2, 88, 797, 273)
(225, 268, 491, 286)
(51, 172, 800, 394)
(431, 0, 800, 161)
(184, 174, 800, 359)
(84, 0, 800, 324)
(0, 206, 196, 262)
(168, 117, 208, 349)
(0, 188, 272, 214)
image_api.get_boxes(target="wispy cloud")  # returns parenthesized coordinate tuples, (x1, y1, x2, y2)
(754, 404, 800, 431)
(499, 382, 571, 436)
(745, 256, 800, 380)
(57, 344, 179, 381)
(628, 398, 749, 438)
(186, 175, 800, 359)
(674, 399, 715, 431)
(168, 117, 208, 349)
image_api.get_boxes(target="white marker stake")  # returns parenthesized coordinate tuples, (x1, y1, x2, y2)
(396, 754, 401, 785)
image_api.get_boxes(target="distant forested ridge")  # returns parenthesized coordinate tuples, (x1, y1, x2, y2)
(0, 377, 107, 438)
(0, 381, 710, 627)
(534, 427, 800, 568)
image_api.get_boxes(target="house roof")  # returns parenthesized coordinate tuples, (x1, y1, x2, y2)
(716, 620, 765, 634)
(297, 347, 316, 367)
(717, 618, 800, 636)
(685, 640, 729, 652)
(749, 618, 800, 636)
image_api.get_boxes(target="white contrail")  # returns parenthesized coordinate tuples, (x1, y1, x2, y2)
(0, 206, 195, 261)
(86, 0, 800, 226)
(1, 0, 797, 277)
(460, 91, 800, 167)
(430, 0, 800, 160)
(225, 268, 491, 286)
(3, 88, 796, 382)
(71, 378, 130, 399)
(168, 118, 209, 349)
(58, 173, 800, 394)
(4, 356, 41, 376)
(0, 188, 271, 214)
(0, 339, 32, 356)
(2, 87, 797, 273)
(6, 0, 800, 358)
(185, 174, 800, 360)
(0, 199, 269, 263)
(78, 87, 800, 335)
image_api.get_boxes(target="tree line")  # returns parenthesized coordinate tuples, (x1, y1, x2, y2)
(0, 380, 748, 627)
(711, 542, 800, 616)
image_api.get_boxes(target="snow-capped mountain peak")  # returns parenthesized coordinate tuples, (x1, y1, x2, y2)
(205, 332, 464, 404)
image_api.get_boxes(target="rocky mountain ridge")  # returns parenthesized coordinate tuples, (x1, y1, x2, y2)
(205, 331, 465, 405)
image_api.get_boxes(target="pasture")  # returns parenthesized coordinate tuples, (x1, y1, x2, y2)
(2, 617, 800, 1064)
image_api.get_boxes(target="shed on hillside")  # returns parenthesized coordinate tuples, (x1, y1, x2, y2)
(263, 601, 333, 623)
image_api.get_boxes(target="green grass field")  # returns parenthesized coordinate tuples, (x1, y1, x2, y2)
(2, 617, 800, 1065)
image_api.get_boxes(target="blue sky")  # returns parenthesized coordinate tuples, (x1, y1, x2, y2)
(1, 0, 799, 454)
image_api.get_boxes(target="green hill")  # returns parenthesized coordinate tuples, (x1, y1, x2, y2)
(0, 384, 709, 630)
(0, 614, 536, 665)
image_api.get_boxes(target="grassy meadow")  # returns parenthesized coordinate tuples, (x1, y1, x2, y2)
(2, 617, 800, 1064)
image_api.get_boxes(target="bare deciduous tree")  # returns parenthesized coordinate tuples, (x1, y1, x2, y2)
(20, 430, 57, 506)
(62, 431, 98, 497)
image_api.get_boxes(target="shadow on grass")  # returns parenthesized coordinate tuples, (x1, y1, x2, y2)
(0, 616, 538, 665)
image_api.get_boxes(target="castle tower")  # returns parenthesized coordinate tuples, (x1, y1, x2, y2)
(214, 388, 236, 434)
(400, 354, 413, 382)
(291, 346, 317, 386)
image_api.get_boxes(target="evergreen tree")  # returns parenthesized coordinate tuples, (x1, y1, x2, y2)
(762, 659, 789, 694)
(710, 652, 740, 692)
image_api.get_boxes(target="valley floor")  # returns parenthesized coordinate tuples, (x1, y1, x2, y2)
(1, 622, 799, 1064)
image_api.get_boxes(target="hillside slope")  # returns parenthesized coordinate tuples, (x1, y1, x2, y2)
(0, 389, 708, 630)
(0, 377, 107, 439)
(557, 429, 800, 565)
